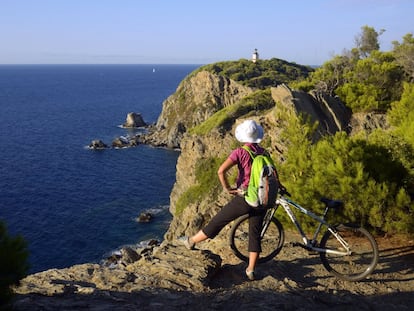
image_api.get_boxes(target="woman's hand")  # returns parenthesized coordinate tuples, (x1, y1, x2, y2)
(227, 188, 245, 196)
(227, 188, 239, 195)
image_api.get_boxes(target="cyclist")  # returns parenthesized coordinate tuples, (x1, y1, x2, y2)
(179, 119, 281, 280)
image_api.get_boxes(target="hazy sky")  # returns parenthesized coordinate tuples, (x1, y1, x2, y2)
(1, 0, 413, 65)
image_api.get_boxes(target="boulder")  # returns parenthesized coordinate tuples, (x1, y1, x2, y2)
(123, 112, 147, 128)
(111, 137, 129, 148)
(112, 135, 140, 148)
(120, 247, 141, 264)
(89, 139, 108, 150)
(136, 212, 153, 223)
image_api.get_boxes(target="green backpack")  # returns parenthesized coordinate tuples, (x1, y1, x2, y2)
(243, 145, 279, 208)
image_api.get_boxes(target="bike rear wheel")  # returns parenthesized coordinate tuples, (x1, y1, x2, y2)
(320, 224, 379, 281)
(229, 214, 284, 264)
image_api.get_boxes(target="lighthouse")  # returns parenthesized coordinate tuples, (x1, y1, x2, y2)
(252, 49, 259, 63)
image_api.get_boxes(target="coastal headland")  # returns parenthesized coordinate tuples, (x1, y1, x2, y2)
(11, 63, 414, 310)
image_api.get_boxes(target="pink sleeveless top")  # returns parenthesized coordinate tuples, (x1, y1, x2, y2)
(228, 143, 265, 190)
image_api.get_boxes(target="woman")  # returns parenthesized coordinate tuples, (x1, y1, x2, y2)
(179, 119, 276, 280)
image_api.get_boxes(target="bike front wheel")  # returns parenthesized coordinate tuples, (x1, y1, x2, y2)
(320, 224, 379, 281)
(229, 214, 284, 264)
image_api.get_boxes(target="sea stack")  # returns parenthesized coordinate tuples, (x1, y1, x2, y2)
(123, 112, 146, 128)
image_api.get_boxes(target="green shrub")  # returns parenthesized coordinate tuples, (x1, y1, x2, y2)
(277, 110, 414, 234)
(335, 51, 404, 112)
(189, 89, 274, 136)
(388, 82, 414, 148)
(175, 157, 224, 215)
(199, 58, 313, 89)
(0, 221, 29, 306)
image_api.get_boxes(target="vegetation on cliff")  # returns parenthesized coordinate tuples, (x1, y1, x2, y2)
(189, 89, 274, 136)
(175, 156, 225, 215)
(197, 58, 313, 89)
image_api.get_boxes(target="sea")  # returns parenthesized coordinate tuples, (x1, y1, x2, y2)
(0, 64, 201, 273)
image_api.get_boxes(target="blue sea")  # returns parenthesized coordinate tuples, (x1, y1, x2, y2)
(0, 64, 200, 273)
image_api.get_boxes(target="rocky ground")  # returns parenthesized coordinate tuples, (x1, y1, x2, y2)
(10, 231, 414, 310)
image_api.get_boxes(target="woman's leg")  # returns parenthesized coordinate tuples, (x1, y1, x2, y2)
(201, 196, 250, 239)
(189, 230, 208, 244)
(247, 252, 259, 273)
(186, 196, 249, 248)
(246, 208, 265, 276)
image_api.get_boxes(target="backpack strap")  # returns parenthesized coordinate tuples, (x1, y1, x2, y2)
(242, 145, 269, 159)
(242, 145, 256, 159)
(243, 145, 278, 178)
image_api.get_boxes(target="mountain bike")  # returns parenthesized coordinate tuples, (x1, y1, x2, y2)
(229, 189, 379, 281)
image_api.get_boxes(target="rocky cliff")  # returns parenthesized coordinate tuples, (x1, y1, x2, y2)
(142, 70, 253, 149)
(11, 67, 399, 311)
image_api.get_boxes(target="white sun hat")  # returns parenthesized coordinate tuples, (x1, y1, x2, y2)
(235, 120, 264, 143)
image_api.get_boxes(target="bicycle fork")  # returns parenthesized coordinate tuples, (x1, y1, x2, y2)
(320, 227, 352, 256)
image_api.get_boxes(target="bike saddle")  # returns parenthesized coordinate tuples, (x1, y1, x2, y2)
(320, 198, 344, 209)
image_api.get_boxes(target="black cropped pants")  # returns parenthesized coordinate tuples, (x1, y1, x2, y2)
(202, 195, 265, 253)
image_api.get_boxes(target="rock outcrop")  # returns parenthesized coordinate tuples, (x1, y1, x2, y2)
(13, 241, 221, 296)
(143, 71, 254, 148)
(89, 112, 148, 150)
(349, 111, 390, 135)
(122, 112, 147, 128)
(89, 139, 108, 150)
(111, 135, 140, 148)
(12, 234, 414, 310)
(270, 84, 352, 137)
(136, 212, 153, 223)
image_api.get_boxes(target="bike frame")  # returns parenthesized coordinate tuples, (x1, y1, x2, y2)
(264, 195, 351, 256)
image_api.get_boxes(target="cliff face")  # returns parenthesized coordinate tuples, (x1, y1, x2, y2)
(143, 71, 254, 148)
(271, 85, 352, 136)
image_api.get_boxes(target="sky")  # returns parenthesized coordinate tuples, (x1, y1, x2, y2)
(1, 0, 413, 66)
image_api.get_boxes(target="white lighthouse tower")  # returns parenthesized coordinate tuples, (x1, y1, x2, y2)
(252, 49, 259, 63)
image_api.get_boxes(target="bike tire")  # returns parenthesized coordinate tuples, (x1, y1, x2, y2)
(229, 214, 284, 264)
(319, 224, 379, 281)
